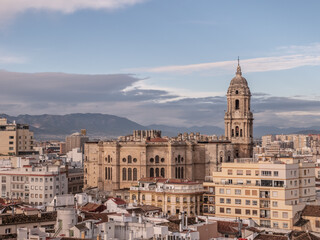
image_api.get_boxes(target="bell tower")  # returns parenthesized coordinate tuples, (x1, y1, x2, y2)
(224, 59, 253, 158)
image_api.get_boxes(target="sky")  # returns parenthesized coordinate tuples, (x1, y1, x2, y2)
(1, 0, 320, 128)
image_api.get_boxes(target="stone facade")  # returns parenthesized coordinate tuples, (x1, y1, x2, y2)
(84, 63, 253, 192)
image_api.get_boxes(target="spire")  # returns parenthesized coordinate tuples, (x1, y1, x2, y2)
(236, 56, 242, 76)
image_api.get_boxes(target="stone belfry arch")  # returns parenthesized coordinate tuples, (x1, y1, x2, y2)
(224, 58, 253, 158)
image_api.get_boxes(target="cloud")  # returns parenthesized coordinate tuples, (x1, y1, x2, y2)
(1, 70, 320, 129)
(0, 0, 147, 24)
(127, 42, 320, 75)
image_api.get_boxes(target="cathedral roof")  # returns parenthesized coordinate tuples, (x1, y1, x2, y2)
(230, 63, 248, 87)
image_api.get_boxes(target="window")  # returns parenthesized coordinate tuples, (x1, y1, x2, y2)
(220, 207, 224, 213)
(228, 169, 233, 175)
(273, 222, 279, 228)
(5, 228, 11, 234)
(176, 197, 180, 203)
(261, 171, 272, 176)
(246, 209, 250, 215)
(282, 212, 288, 218)
(235, 99, 240, 110)
(226, 189, 231, 194)
(274, 171, 279, 177)
(235, 199, 241, 204)
(226, 198, 231, 204)
(226, 208, 231, 214)
(161, 168, 165, 178)
(235, 189, 241, 195)
(236, 170, 243, 175)
(133, 168, 137, 181)
(252, 200, 257, 206)
(252, 210, 258, 215)
(272, 191, 278, 197)
(273, 211, 278, 218)
(246, 170, 251, 176)
(220, 198, 225, 204)
(122, 168, 126, 181)
(128, 155, 132, 163)
(255, 170, 259, 176)
(155, 168, 160, 177)
(128, 168, 132, 181)
(246, 200, 250, 205)
(155, 155, 160, 163)
(283, 223, 288, 228)
(150, 168, 154, 177)
(133, 158, 137, 163)
(219, 188, 225, 194)
(316, 220, 320, 228)
(273, 201, 278, 207)
(245, 190, 250, 195)
(235, 209, 241, 214)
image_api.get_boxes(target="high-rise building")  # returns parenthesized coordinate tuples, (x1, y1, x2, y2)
(0, 118, 34, 156)
(203, 157, 316, 229)
(65, 131, 89, 153)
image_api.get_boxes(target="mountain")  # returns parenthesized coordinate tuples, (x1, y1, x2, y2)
(1, 113, 320, 140)
(0, 113, 146, 140)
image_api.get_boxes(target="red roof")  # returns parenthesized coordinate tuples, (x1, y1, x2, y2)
(80, 203, 106, 213)
(108, 197, 127, 205)
(146, 137, 168, 143)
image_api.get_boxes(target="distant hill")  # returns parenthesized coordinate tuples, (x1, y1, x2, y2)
(0, 113, 146, 140)
(1, 113, 319, 140)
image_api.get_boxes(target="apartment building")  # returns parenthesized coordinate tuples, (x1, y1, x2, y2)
(129, 177, 204, 216)
(0, 164, 68, 205)
(0, 118, 34, 156)
(203, 157, 316, 229)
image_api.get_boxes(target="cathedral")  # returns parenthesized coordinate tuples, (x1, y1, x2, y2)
(84, 62, 253, 192)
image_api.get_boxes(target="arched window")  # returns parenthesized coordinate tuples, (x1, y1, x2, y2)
(150, 158, 154, 163)
(122, 158, 126, 163)
(181, 157, 184, 162)
(220, 156, 223, 163)
(156, 168, 160, 177)
(232, 129, 234, 137)
(178, 167, 181, 179)
(150, 168, 154, 177)
(235, 90, 239, 94)
(178, 155, 181, 163)
(128, 155, 132, 163)
(122, 168, 126, 181)
(236, 126, 239, 137)
(133, 168, 137, 181)
(155, 155, 160, 163)
(128, 168, 132, 180)
(142, 195, 145, 200)
(181, 167, 184, 179)
(110, 167, 112, 180)
(227, 156, 231, 162)
(108, 155, 111, 163)
(235, 99, 240, 110)
(161, 158, 165, 163)
(161, 168, 165, 177)
(240, 129, 243, 137)
(108, 167, 111, 180)
(105, 167, 108, 180)
(175, 167, 178, 178)
(132, 194, 136, 200)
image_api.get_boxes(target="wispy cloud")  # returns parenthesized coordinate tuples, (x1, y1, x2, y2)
(128, 43, 320, 75)
(0, 56, 26, 64)
(0, 0, 147, 25)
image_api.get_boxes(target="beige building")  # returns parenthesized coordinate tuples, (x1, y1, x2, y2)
(65, 130, 89, 153)
(203, 157, 316, 229)
(0, 118, 34, 156)
(129, 177, 204, 216)
(84, 63, 254, 192)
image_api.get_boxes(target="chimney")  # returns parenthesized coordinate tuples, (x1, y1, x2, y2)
(185, 214, 188, 229)
(179, 223, 183, 232)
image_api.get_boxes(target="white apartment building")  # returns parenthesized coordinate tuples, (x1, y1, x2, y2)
(0, 164, 68, 206)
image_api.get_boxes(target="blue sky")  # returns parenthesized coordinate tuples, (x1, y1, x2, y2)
(1, 0, 320, 128)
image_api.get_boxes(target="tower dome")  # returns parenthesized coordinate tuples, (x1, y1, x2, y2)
(228, 59, 251, 95)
